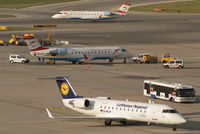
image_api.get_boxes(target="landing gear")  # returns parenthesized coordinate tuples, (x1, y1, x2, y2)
(104, 120, 112, 126)
(123, 58, 127, 63)
(109, 59, 113, 63)
(72, 61, 77, 64)
(172, 125, 177, 131)
(120, 120, 127, 125)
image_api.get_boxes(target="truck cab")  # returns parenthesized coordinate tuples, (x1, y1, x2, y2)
(132, 53, 157, 63)
(9, 54, 29, 63)
(163, 60, 184, 69)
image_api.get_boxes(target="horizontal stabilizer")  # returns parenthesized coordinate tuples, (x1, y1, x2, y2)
(46, 108, 125, 120)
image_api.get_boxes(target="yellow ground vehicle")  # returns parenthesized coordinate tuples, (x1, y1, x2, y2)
(132, 53, 158, 63)
(161, 53, 175, 63)
(8, 34, 34, 46)
(0, 40, 4, 46)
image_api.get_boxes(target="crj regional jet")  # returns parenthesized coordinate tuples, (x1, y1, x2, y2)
(52, 3, 131, 20)
(24, 36, 133, 64)
(46, 77, 186, 131)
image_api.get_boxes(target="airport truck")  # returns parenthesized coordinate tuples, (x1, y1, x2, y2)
(132, 53, 158, 63)
(161, 53, 175, 63)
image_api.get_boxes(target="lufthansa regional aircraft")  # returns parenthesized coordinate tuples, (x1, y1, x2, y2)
(52, 3, 131, 20)
(46, 77, 186, 131)
(24, 36, 133, 64)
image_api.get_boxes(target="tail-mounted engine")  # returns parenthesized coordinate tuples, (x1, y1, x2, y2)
(69, 99, 90, 109)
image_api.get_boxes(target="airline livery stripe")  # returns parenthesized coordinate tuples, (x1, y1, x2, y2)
(114, 10, 127, 14)
(30, 46, 48, 51)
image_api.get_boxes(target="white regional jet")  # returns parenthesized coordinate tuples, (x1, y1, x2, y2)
(24, 36, 133, 64)
(46, 77, 186, 131)
(52, 3, 131, 20)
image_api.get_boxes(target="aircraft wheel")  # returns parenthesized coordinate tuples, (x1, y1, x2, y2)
(123, 58, 126, 63)
(72, 61, 77, 64)
(105, 120, 112, 126)
(109, 59, 113, 63)
(120, 120, 127, 125)
(172, 125, 176, 131)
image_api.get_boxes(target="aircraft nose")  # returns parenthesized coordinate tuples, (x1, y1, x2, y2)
(179, 117, 186, 124)
(52, 14, 57, 18)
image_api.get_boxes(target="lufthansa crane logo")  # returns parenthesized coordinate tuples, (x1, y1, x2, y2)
(61, 83, 69, 95)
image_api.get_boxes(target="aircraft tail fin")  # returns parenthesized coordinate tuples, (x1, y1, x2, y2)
(114, 3, 131, 15)
(56, 77, 82, 99)
(23, 36, 47, 51)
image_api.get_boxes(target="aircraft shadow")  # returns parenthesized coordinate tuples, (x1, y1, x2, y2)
(183, 67, 200, 69)
(88, 121, 200, 131)
(53, 19, 143, 24)
(27, 61, 133, 66)
(117, 75, 161, 80)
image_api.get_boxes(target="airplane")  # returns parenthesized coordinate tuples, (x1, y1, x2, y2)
(52, 3, 131, 20)
(46, 76, 186, 131)
(23, 36, 133, 64)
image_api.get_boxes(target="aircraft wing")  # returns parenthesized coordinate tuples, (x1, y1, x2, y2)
(46, 108, 125, 120)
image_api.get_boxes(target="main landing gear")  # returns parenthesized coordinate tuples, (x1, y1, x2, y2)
(172, 125, 177, 131)
(120, 120, 127, 125)
(123, 58, 127, 63)
(109, 59, 113, 63)
(104, 120, 112, 126)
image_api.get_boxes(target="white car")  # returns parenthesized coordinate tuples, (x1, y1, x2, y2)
(163, 59, 184, 69)
(9, 54, 29, 63)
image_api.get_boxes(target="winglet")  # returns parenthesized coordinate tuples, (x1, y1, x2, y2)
(46, 108, 55, 119)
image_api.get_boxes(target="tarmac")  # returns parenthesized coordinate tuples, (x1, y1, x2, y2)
(0, 0, 200, 134)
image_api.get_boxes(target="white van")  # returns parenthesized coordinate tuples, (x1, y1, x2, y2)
(163, 59, 184, 69)
(9, 54, 29, 63)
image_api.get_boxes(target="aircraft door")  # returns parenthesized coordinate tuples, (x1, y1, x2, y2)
(152, 110, 158, 121)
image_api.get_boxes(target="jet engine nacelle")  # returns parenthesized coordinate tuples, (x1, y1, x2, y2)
(72, 99, 90, 109)
(96, 96, 111, 99)
(104, 11, 111, 16)
(50, 48, 67, 56)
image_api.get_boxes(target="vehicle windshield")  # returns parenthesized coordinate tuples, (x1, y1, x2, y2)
(162, 109, 177, 113)
(176, 89, 195, 97)
(121, 49, 127, 52)
(169, 61, 174, 63)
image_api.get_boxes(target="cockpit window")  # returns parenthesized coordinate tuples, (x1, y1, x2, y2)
(121, 49, 127, 52)
(162, 109, 177, 113)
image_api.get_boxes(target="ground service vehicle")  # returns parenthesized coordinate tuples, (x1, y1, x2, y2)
(144, 80, 196, 102)
(132, 53, 157, 63)
(163, 60, 184, 69)
(0, 40, 4, 46)
(161, 53, 175, 63)
(9, 54, 29, 63)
